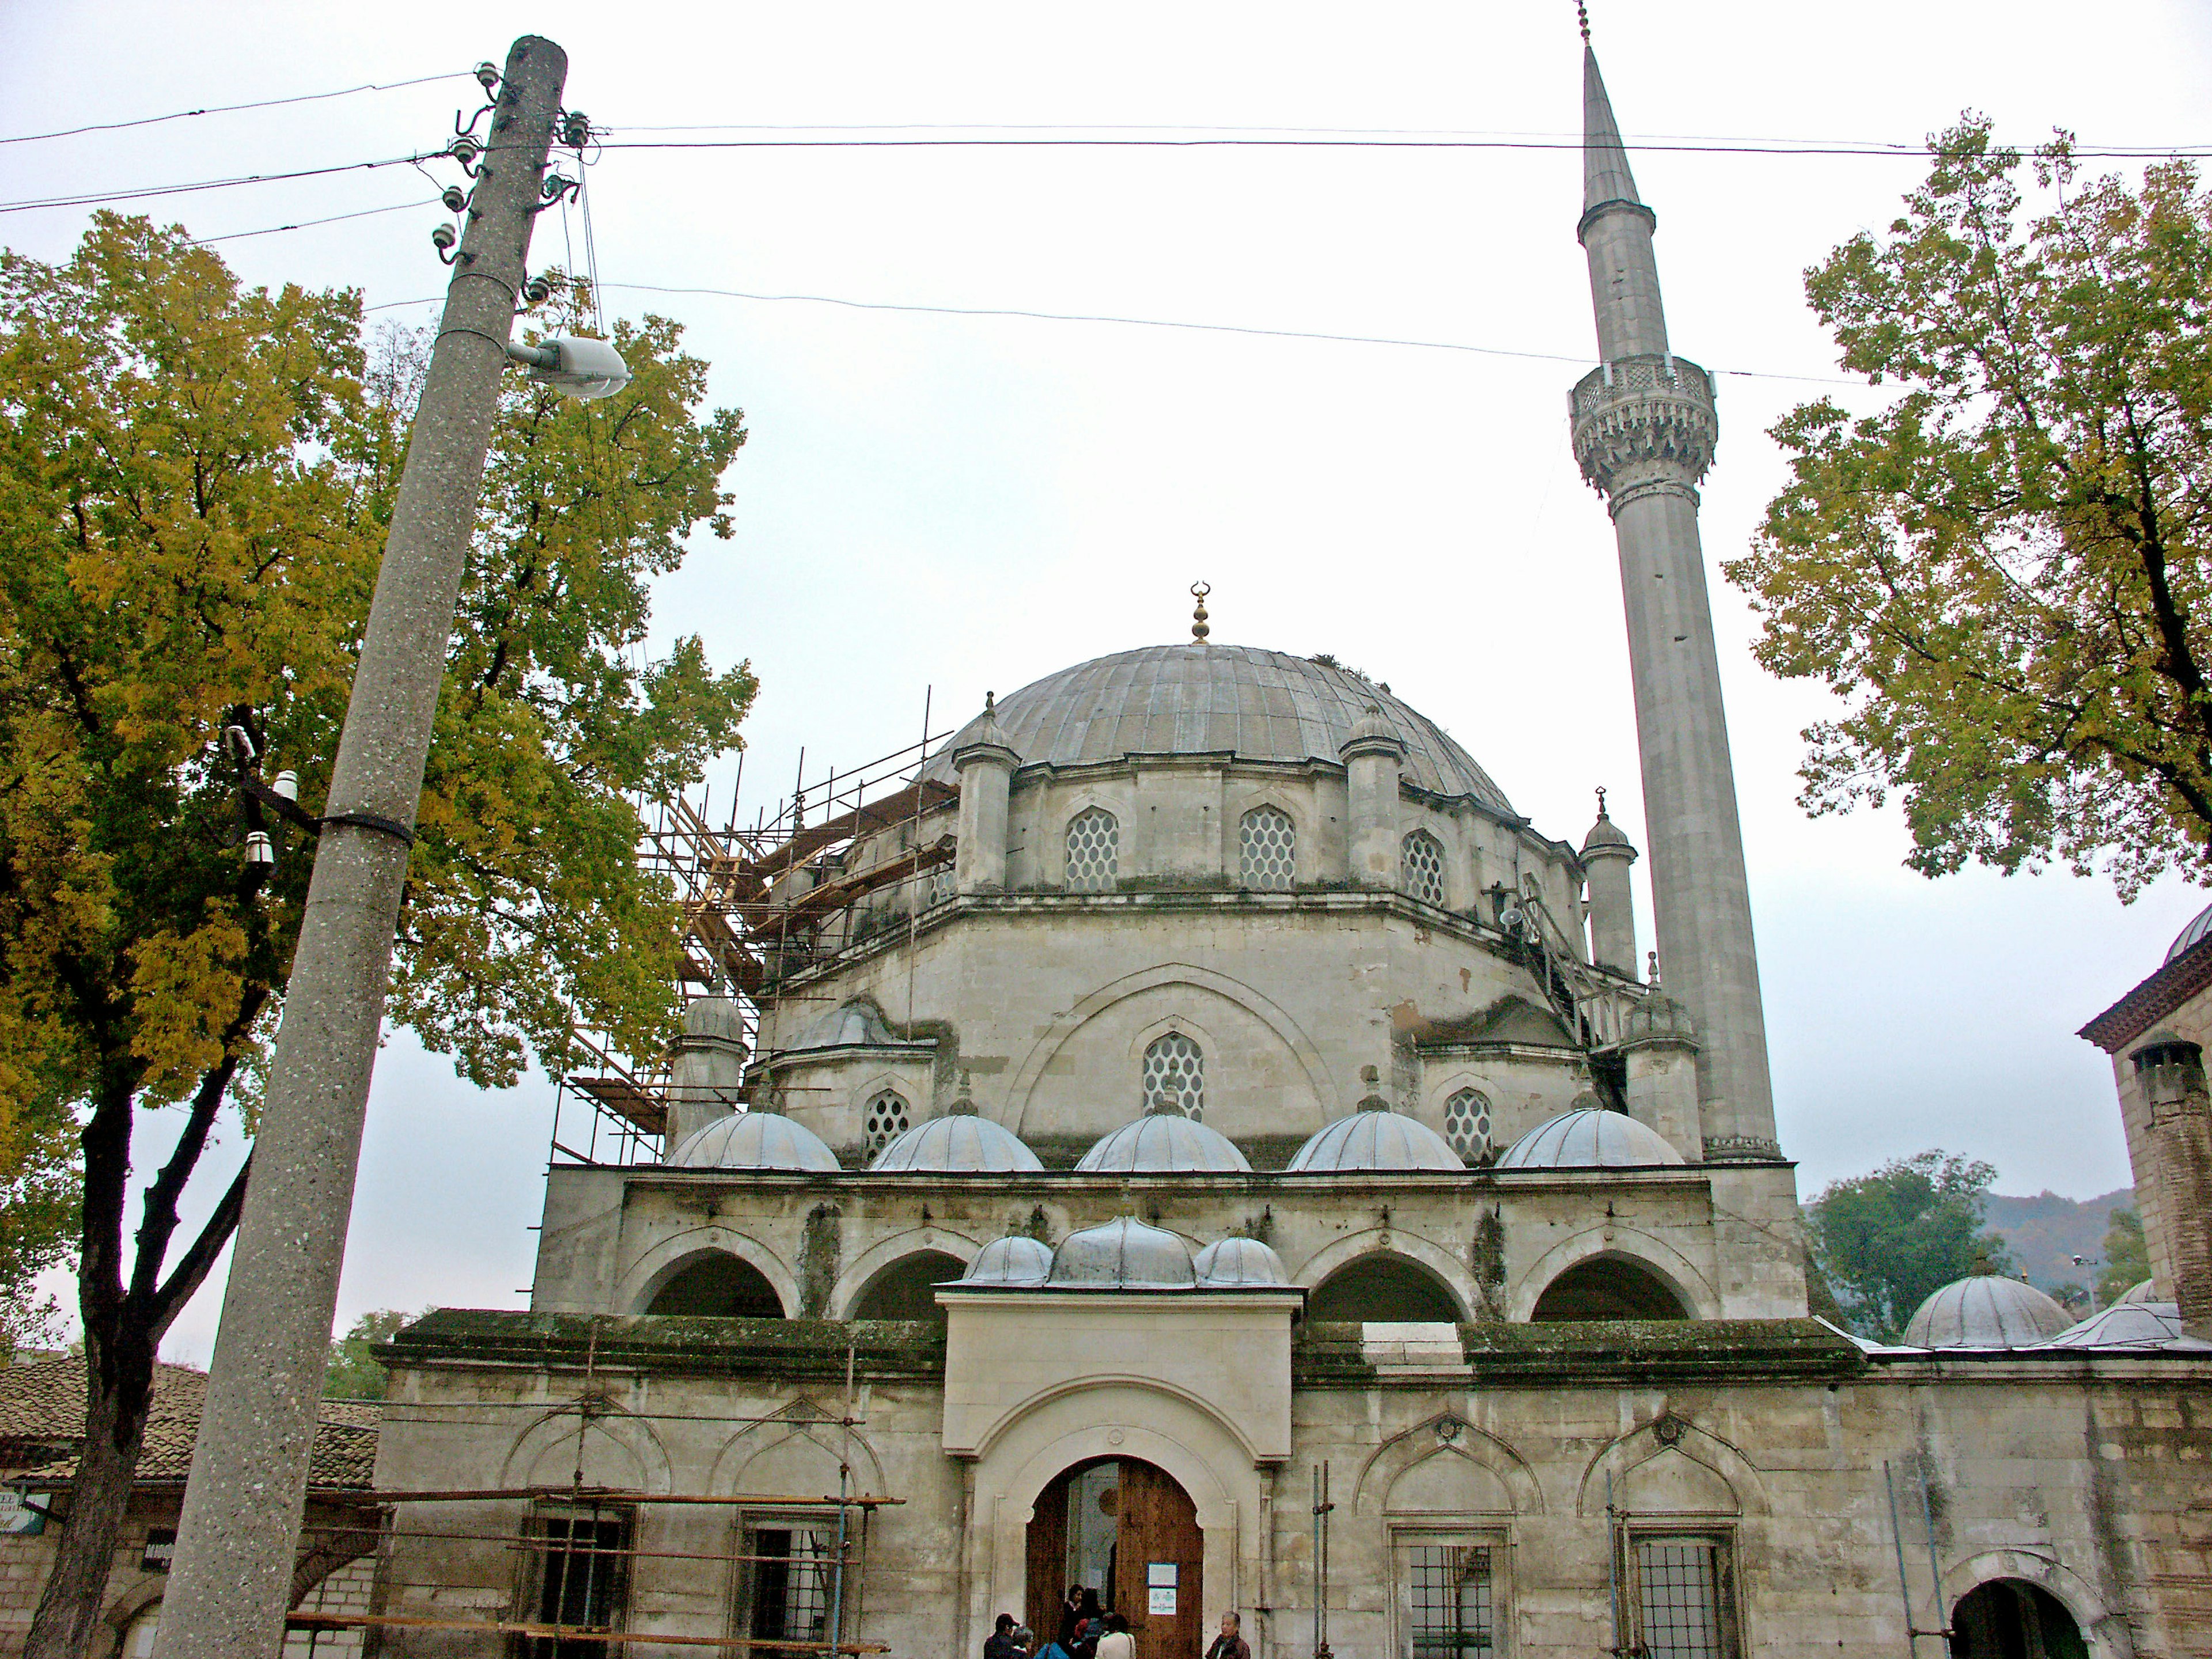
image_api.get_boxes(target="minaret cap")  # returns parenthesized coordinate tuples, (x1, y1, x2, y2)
(1190, 582, 1211, 644)
(1580, 45, 1654, 238)
(1581, 785, 1638, 858)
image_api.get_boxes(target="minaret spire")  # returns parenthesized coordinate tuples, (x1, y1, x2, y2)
(1569, 43, 1780, 1164)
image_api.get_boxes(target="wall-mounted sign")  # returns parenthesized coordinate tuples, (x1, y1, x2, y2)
(1149, 1588, 1177, 1616)
(141, 1527, 176, 1572)
(1147, 1562, 1177, 1615)
(0, 1490, 46, 1536)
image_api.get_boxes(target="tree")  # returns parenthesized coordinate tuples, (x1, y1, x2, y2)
(2100, 1206, 2152, 1302)
(1806, 1150, 2013, 1340)
(0, 216, 754, 1657)
(323, 1309, 416, 1401)
(1724, 120, 2212, 899)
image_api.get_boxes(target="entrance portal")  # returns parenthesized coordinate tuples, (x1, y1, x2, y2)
(1949, 1580, 2089, 1659)
(1027, 1459, 1203, 1659)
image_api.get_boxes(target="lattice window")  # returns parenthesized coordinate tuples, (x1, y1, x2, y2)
(1142, 1032, 1205, 1120)
(863, 1091, 910, 1154)
(1442, 1089, 1493, 1161)
(1405, 1543, 1494, 1659)
(1240, 805, 1296, 889)
(1402, 831, 1446, 907)
(1065, 808, 1119, 892)
(518, 1503, 632, 1658)
(929, 861, 955, 905)
(741, 1521, 840, 1659)
(1631, 1536, 1733, 1659)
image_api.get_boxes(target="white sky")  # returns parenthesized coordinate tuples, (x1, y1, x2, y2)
(4, 1, 2207, 1362)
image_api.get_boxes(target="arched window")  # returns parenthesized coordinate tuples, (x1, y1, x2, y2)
(1442, 1088, 1493, 1161)
(1239, 805, 1296, 889)
(848, 1250, 967, 1323)
(1529, 1256, 1688, 1321)
(863, 1090, 910, 1155)
(1142, 1032, 1205, 1120)
(1402, 830, 1446, 907)
(1065, 808, 1119, 892)
(645, 1252, 786, 1318)
(1308, 1255, 1464, 1322)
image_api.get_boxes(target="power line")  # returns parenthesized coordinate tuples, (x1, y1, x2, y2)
(593, 134, 2209, 160)
(187, 198, 439, 247)
(0, 71, 467, 146)
(0, 154, 429, 216)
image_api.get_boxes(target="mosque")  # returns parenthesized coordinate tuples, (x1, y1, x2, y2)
(366, 40, 2212, 1659)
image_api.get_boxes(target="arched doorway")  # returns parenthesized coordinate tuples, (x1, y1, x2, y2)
(1950, 1579, 2089, 1659)
(847, 1251, 966, 1323)
(1027, 1459, 1203, 1659)
(1308, 1255, 1463, 1322)
(644, 1251, 785, 1317)
(1529, 1256, 1687, 1321)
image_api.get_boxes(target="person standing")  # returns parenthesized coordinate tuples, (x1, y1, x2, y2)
(1096, 1612, 1135, 1659)
(1205, 1612, 1251, 1659)
(987, 1613, 1028, 1659)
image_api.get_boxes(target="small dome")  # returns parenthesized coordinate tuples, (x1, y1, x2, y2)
(1496, 1107, 1684, 1169)
(790, 999, 902, 1051)
(681, 997, 748, 1043)
(1050, 1217, 1196, 1289)
(961, 1234, 1055, 1286)
(873, 1107, 1044, 1173)
(1581, 809, 1635, 855)
(2170, 899, 2212, 962)
(1076, 1112, 1252, 1174)
(1287, 1100, 1465, 1173)
(2033, 1299, 2186, 1350)
(2119, 1278, 2160, 1305)
(1192, 1236, 1289, 1287)
(1621, 992, 1698, 1048)
(1902, 1275, 2073, 1349)
(668, 1111, 842, 1173)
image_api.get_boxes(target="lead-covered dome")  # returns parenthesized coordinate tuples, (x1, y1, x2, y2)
(1286, 1099, 1465, 1173)
(2171, 900, 2212, 961)
(1902, 1275, 2072, 1349)
(961, 1234, 1055, 1286)
(1193, 1236, 1289, 1287)
(1496, 1107, 1684, 1169)
(2119, 1278, 2160, 1305)
(2033, 1299, 2186, 1350)
(926, 644, 1513, 811)
(872, 1105, 1044, 1173)
(1077, 1111, 1252, 1174)
(668, 1111, 842, 1172)
(1050, 1217, 1197, 1289)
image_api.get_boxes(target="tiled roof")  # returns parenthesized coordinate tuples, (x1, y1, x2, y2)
(2, 1357, 376, 1492)
(2078, 932, 2212, 1052)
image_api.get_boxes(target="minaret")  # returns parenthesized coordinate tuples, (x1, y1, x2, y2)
(1569, 39, 1779, 1161)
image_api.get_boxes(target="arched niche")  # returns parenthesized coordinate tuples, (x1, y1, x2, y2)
(1353, 1415, 1545, 1518)
(1951, 1578, 2091, 1659)
(1940, 1552, 2123, 1659)
(1529, 1254, 1689, 1321)
(846, 1249, 968, 1323)
(619, 1228, 801, 1320)
(1508, 1226, 1716, 1323)
(501, 1407, 671, 1494)
(1309, 1253, 1467, 1323)
(709, 1406, 888, 1501)
(643, 1249, 787, 1317)
(1575, 1418, 1768, 1521)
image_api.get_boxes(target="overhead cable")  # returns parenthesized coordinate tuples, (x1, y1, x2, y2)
(592, 134, 2209, 160)
(0, 71, 467, 146)
(187, 198, 440, 247)
(0, 154, 429, 215)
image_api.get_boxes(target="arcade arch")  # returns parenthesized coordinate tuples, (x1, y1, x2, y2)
(1529, 1255, 1688, 1321)
(1309, 1253, 1467, 1323)
(642, 1250, 786, 1318)
(846, 1250, 967, 1323)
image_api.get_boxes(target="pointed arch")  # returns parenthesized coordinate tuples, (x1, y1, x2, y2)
(501, 1402, 672, 1494)
(709, 1400, 887, 1498)
(1290, 1228, 1479, 1324)
(618, 1228, 800, 1319)
(1353, 1413, 1544, 1516)
(1509, 1225, 1718, 1323)
(828, 1226, 985, 1319)
(1574, 1415, 1768, 1520)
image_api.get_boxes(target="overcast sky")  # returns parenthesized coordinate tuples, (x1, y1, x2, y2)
(5, 1, 2209, 1362)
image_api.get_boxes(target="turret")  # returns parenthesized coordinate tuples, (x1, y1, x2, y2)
(664, 996, 748, 1152)
(951, 693, 1018, 893)
(1339, 707, 1404, 891)
(1568, 40, 1779, 1162)
(1580, 789, 1638, 975)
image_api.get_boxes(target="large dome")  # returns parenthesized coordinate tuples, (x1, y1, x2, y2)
(1286, 1101, 1466, 1173)
(1495, 1107, 1684, 1169)
(929, 643, 1514, 811)
(1076, 1112, 1253, 1174)
(668, 1111, 842, 1173)
(872, 1108, 1044, 1173)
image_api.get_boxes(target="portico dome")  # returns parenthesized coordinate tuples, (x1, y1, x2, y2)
(926, 643, 1514, 811)
(1193, 1236, 1289, 1287)
(1076, 1111, 1252, 1174)
(871, 1107, 1044, 1173)
(1050, 1216, 1197, 1289)
(1495, 1106, 1684, 1169)
(1286, 1100, 1466, 1173)
(668, 1111, 842, 1173)
(1902, 1275, 2072, 1349)
(961, 1234, 1055, 1286)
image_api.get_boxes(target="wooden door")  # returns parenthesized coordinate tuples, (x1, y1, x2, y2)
(1115, 1460, 1203, 1659)
(1027, 1475, 1070, 1649)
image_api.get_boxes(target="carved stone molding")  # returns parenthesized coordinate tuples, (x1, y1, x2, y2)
(1570, 354, 1719, 496)
(1702, 1133, 1783, 1164)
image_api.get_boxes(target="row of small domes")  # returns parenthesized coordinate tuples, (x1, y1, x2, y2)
(958, 1217, 1291, 1291)
(666, 1100, 1685, 1174)
(1898, 1271, 2186, 1350)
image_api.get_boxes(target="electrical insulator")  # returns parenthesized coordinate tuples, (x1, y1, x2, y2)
(244, 831, 276, 870)
(431, 224, 457, 255)
(523, 275, 553, 306)
(448, 133, 481, 165)
(474, 60, 501, 94)
(560, 111, 590, 149)
(271, 771, 299, 803)
(441, 185, 468, 213)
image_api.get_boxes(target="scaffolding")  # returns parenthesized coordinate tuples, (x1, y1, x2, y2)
(550, 702, 961, 1168)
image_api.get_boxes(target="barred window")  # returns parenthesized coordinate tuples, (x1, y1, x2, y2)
(1240, 805, 1296, 889)
(740, 1520, 842, 1659)
(517, 1502, 632, 1658)
(1442, 1089, 1493, 1161)
(929, 861, 955, 904)
(863, 1090, 910, 1155)
(1403, 1542, 1494, 1659)
(1142, 1032, 1205, 1120)
(1402, 831, 1446, 907)
(1065, 808, 1119, 892)
(1630, 1535, 1735, 1659)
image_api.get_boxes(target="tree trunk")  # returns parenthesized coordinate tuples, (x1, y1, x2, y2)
(23, 1333, 154, 1659)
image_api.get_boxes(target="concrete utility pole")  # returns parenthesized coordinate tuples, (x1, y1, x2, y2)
(1567, 43, 1781, 1161)
(154, 35, 567, 1657)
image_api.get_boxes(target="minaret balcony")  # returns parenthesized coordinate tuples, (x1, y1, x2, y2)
(1569, 353, 1719, 495)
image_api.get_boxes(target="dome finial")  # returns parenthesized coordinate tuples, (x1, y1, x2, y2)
(1576, 0, 1590, 42)
(1647, 948, 1661, 986)
(1595, 784, 1609, 819)
(1190, 581, 1211, 643)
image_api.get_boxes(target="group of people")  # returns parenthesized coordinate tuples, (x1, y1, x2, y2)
(986, 1596, 1250, 1659)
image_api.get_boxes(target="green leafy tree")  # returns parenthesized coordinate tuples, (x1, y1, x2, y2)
(1724, 120, 2212, 899)
(323, 1308, 416, 1400)
(0, 216, 753, 1658)
(2100, 1206, 2152, 1302)
(1806, 1151, 2013, 1340)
